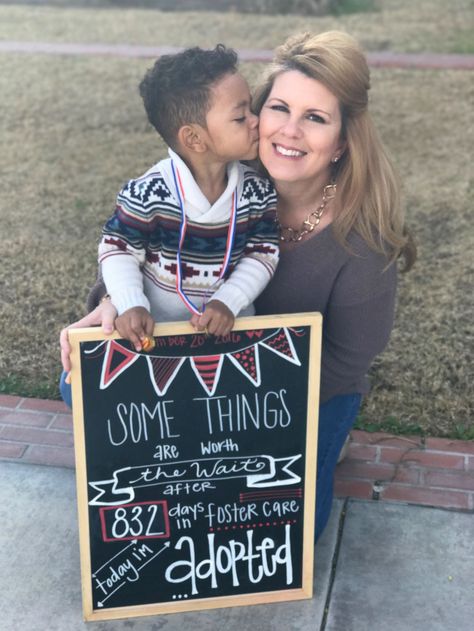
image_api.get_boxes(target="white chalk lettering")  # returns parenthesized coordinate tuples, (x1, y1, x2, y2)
(262, 500, 300, 518)
(204, 501, 258, 527)
(107, 400, 179, 447)
(168, 501, 205, 523)
(162, 482, 216, 496)
(164, 525, 293, 595)
(200, 439, 240, 455)
(153, 443, 180, 461)
(93, 543, 153, 596)
(190, 457, 265, 479)
(193, 390, 291, 435)
(128, 464, 187, 485)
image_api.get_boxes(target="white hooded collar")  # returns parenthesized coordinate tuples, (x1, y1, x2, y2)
(159, 148, 243, 223)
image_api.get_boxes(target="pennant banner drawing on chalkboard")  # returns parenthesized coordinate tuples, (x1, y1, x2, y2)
(147, 356, 186, 396)
(260, 328, 301, 365)
(190, 354, 225, 396)
(228, 344, 261, 386)
(93, 328, 300, 397)
(100, 340, 139, 389)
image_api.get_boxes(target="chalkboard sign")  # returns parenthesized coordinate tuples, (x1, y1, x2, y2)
(70, 313, 321, 622)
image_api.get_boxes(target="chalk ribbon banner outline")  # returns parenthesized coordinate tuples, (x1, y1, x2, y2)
(70, 312, 321, 622)
(88, 453, 303, 506)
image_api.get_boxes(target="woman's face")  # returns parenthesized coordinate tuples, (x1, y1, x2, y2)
(258, 70, 345, 186)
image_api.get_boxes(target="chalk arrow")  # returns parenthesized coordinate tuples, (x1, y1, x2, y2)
(96, 581, 126, 606)
(94, 541, 171, 609)
(92, 540, 138, 576)
(138, 541, 171, 571)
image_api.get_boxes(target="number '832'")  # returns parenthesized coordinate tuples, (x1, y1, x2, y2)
(99, 501, 170, 542)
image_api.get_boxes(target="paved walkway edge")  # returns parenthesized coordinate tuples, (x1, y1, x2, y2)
(0, 41, 473, 69)
(1, 393, 473, 511)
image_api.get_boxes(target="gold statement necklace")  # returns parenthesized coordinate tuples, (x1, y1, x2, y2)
(276, 183, 336, 243)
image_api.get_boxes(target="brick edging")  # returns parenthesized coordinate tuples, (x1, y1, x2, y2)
(1, 395, 473, 510)
(335, 430, 474, 511)
(0, 394, 74, 468)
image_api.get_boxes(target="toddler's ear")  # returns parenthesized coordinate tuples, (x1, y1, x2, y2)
(177, 124, 208, 154)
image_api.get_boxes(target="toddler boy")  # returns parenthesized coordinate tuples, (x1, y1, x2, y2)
(99, 45, 279, 350)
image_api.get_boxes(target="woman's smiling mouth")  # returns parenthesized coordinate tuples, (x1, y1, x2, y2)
(274, 143, 306, 158)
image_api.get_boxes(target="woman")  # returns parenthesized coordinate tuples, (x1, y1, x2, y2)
(60, 31, 415, 541)
(251, 31, 415, 538)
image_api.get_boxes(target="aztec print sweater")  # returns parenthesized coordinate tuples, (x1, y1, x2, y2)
(99, 149, 279, 322)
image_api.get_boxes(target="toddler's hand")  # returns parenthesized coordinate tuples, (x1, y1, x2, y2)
(115, 307, 155, 351)
(190, 300, 234, 337)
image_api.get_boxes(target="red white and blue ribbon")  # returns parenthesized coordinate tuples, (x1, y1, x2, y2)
(171, 160, 237, 316)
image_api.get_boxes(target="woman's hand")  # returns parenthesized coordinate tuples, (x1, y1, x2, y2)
(60, 300, 118, 374)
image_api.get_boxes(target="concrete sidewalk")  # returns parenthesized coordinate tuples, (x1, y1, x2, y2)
(1, 460, 473, 631)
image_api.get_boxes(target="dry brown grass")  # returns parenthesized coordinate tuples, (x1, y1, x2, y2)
(0, 1, 473, 436)
(0, 0, 472, 53)
(360, 68, 474, 437)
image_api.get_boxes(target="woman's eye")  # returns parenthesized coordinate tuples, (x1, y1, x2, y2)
(234, 116, 246, 123)
(308, 113, 326, 124)
(269, 104, 288, 113)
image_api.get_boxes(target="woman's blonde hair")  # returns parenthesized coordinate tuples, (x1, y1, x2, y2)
(253, 31, 416, 270)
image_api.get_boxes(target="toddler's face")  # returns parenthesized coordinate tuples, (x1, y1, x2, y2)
(203, 72, 259, 162)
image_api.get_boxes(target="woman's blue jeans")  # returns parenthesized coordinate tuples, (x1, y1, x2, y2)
(315, 393, 361, 542)
(59, 371, 72, 408)
(60, 372, 359, 542)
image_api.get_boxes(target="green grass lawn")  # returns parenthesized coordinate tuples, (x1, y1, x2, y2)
(0, 0, 473, 437)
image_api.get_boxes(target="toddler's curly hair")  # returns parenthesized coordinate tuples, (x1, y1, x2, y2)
(139, 44, 238, 148)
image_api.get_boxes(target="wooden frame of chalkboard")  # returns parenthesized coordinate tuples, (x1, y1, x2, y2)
(70, 313, 321, 622)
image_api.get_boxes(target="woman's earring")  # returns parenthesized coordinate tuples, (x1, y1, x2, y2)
(332, 155, 339, 163)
